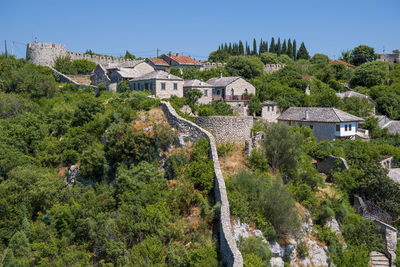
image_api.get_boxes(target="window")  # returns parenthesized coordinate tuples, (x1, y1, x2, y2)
(271, 106, 274, 111)
(349, 124, 352, 131)
(244, 89, 248, 94)
(310, 125, 313, 129)
(230, 89, 234, 95)
(204, 89, 208, 96)
(161, 82, 166, 90)
(267, 106, 270, 111)
(173, 83, 177, 90)
(145, 83, 149, 90)
(217, 90, 220, 95)
(336, 124, 340, 131)
(345, 125, 348, 131)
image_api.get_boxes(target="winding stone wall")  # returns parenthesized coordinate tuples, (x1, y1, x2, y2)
(194, 116, 253, 143)
(160, 101, 243, 267)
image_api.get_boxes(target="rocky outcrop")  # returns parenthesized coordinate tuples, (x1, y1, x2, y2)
(317, 155, 349, 174)
(160, 101, 243, 267)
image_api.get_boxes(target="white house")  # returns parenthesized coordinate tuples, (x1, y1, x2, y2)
(277, 107, 364, 141)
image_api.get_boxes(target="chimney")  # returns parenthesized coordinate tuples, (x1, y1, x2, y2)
(168, 74, 171, 79)
(305, 110, 309, 120)
(168, 51, 172, 57)
(176, 53, 179, 57)
(219, 71, 223, 78)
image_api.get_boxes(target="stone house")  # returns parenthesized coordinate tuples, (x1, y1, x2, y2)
(160, 52, 203, 69)
(90, 60, 154, 87)
(336, 91, 376, 114)
(206, 73, 256, 115)
(129, 70, 183, 99)
(183, 79, 213, 104)
(261, 101, 280, 122)
(277, 107, 364, 141)
(377, 53, 400, 63)
(146, 58, 170, 71)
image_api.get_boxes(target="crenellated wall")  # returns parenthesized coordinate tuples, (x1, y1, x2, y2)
(160, 101, 243, 267)
(26, 42, 138, 68)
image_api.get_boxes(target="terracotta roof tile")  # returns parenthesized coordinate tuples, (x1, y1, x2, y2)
(329, 60, 355, 67)
(168, 55, 203, 65)
(148, 58, 169, 66)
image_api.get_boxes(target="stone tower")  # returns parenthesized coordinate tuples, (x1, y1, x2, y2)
(26, 42, 67, 67)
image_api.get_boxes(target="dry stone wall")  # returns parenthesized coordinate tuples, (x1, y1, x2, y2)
(194, 116, 253, 143)
(160, 101, 243, 267)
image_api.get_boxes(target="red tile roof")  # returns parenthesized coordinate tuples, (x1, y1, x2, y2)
(302, 76, 312, 81)
(168, 55, 203, 65)
(329, 60, 355, 67)
(148, 58, 169, 66)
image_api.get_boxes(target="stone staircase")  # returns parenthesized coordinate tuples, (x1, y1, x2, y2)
(370, 251, 390, 267)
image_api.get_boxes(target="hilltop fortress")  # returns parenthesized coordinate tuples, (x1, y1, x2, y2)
(26, 42, 137, 68)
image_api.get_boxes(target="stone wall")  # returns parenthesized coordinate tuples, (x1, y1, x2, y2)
(27, 42, 138, 68)
(377, 54, 400, 63)
(194, 116, 253, 143)
(264, 64, 285, 74)
(160, 101, 243, 267)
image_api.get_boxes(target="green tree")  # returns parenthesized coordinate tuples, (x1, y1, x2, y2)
(208, 50, 230, 62)
(226, 56, 264, 79)
(292, 39, 297, 60)
(350, 45, 376, 66)
(246, 42, 251, 56)
(340, 50, 351, 63)
(287, 38, 293, 59)
(186, 89, 203, 111)
(281, 39, 287, 55)
(276, 38, 281, 55)
(117, 80, 130, 93)
(269, 38, 275, 53)
(79, 143, 108, 181)
(260, 52, 279, 64)
(311, 53, 330, 65)
(54, 55, 77, 74)
(261, 122, 304, 172)
(297, 42, 310, 60)
(252, 38, 257, 56)
(72, 59, 96, 74)
(124, 50, 136, 60)
(350, 61, 388, 87)
(239, 40, 244, 55)
(238, 236, 271, 267)
(248, 94, 263, 115)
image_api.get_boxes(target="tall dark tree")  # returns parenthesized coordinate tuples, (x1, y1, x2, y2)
(264, 41, 269, 54)
(224, 43, 228, 51)
(292, 39, 297, 60)
(228, 43, 233, 54)
(239, 41, 244, 55)
(259, 39, 265, 55)
(276, 38, 282, 55)
(270, 37, 275, 53)
(252, 38, 257, 56)
(287, 39, 293, 59)
(281, 40, 287, 55)
(246, 42, 251, 56)
(297, 42, 310, 60)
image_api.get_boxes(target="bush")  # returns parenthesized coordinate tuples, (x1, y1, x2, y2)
(61, 149, 79, 166)
(71, 59, 96, 74)
(238, 236, 271, 267)
(297, 240, 309, 258)
(188, 245, 218, 267)
(217, 142, 234, 158)
(54, 55, 77, 75)
(247, 149, 269, 173)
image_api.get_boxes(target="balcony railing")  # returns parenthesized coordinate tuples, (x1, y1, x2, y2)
(212, 95, 250, 101)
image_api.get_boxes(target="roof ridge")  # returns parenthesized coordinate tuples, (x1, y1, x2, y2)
(332, 108, 343, 122)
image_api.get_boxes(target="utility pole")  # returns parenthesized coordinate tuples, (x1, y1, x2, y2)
(11, 41, 14, 56)
(4, 40, 7, 58)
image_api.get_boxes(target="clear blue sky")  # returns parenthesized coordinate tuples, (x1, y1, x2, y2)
(1, 0, 399, 60)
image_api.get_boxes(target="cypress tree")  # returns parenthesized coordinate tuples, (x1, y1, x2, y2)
(269, 37, 275, 53)
(276, 38, 281, 55)
(297, 42, 310, 60)
(281, 40, 287, 55)
(228, 43, 232, 54)
(233, 43, 239, 55)
(287, 39, 293, 59)
(259, 39, 264, 55)
(224, 43, 228, 51)
(265, 41, 269, 53)
(246, 41, 251, 55)
(218, 45, 221, 51)
(239, 41, 244, 55)
(252, 38, 257, 56)
(292, 39, 297, 60)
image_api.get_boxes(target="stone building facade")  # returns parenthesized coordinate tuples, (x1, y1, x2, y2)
(183, 79, 213, 104)
(261, 101, 280, 122)
(264, 64, 285, 74)
(194, 116, 253, 143)
(129, 71, 183, 98)
(377, 54, 400, 63)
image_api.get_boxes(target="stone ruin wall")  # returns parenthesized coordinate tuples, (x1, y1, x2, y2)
(160, 101, 243, 267)
(194, 116, 253, 143)
(26, 42, 137, 68)
(264, 64, 285, 74)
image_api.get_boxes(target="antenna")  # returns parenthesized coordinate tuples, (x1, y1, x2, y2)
(383, 46, 386, 54)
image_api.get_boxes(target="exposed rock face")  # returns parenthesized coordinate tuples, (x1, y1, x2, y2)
(326, 218, 341, 235)
(305, 239, 329, 267)
(179, 105, 194, 116)
(270, 257, 284, 267)
(233, 220, 250, 242)
(269, 241, 283, 257)
(67, 165, 79, 187)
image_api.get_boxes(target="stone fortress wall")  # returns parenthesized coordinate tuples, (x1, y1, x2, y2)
(194, 116, 253, 143)
(160, 101, 243, 267)
(26, 42, 137, 67)
(377, 54, 400, 63)
(264, 64, 285, 74)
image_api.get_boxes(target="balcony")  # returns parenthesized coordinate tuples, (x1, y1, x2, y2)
(212, 95, 250, 102)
